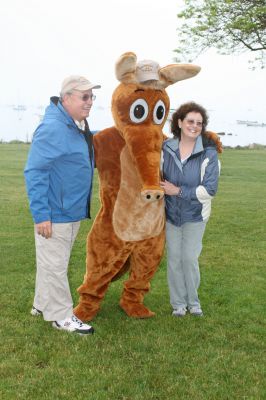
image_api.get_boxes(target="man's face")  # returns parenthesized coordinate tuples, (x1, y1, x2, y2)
(63, 90, 95, 121)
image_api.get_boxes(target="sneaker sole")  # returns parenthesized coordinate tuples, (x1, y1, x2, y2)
(30, 309, 42, 316)
(52, 322, 94, 335)
(172, 311, 186, 317)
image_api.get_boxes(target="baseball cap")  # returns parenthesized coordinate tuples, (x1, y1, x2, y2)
(61, 75, 101, 96)
(136, 60, 160, 82)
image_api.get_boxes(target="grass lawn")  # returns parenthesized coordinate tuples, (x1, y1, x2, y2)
(0, 144, 265, 400)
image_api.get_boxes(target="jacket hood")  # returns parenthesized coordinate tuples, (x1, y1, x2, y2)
(164, 134, 217, 155)
(201, 134, 219, 149)
(43, 96, 76, 129)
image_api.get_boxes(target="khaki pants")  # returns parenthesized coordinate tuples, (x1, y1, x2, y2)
(33, 222, 80, 321)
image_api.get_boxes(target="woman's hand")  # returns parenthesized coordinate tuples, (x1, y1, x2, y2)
(160, 180, 181, 196)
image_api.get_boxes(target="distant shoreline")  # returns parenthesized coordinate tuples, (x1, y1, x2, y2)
(1, 140, 265, 151)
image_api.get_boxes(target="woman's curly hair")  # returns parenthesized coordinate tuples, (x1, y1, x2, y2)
(171, 102, 209, 139)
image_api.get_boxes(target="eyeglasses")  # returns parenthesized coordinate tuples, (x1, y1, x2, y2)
(184, 118, 203, 128)
(71, 92, 96, 102)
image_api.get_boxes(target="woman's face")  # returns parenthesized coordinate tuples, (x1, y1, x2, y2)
(178, 111, 203, 141)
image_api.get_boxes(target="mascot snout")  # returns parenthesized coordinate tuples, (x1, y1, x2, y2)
(141, 188, 164, 202)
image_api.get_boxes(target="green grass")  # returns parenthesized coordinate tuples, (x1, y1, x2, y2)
(0, 144, 265, 400)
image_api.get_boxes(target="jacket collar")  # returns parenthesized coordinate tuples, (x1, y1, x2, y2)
(49, 96, 78, 129)
(165, 135, 204, 155)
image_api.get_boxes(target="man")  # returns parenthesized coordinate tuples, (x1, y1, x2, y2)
(24, 75, 101, 335)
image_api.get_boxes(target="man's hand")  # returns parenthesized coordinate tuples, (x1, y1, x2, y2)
(160, 180, 181, 196)
(35, 221, 52, 239)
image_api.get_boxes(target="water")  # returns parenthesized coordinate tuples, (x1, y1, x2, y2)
(165, 108, 266, 147)
(207, 109, 266, 147)
(0, 105, 46, 143)
(0, 104, 115, 143)
(1, 104, 265, 147)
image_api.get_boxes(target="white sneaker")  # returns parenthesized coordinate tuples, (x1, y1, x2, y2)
(30, 306, 42, 316)
(172, 307, 187, 317)
(52, 315, 94, 335)
(189, 306, 203, 316)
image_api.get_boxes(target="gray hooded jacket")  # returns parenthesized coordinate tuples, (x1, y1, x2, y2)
(162, 135, 220, 227)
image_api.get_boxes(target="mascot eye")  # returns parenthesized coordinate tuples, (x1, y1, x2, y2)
(129, 99, 149, 123)
(153, 100, 166, 125)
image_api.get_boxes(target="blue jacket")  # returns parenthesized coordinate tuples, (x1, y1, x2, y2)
(24, 97, 94, 224)
(162, 135, 220, 227)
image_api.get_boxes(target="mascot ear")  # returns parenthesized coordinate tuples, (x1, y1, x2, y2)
(159, 64, 201, 88)
(115, 52, 137, 83)
(115, 53, 201, 88)
(204, 131, 223, 153)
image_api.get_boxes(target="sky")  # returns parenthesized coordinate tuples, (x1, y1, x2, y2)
(1, 0, 266, 142)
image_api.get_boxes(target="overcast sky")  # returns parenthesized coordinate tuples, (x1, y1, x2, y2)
(1, 0, 265, 132)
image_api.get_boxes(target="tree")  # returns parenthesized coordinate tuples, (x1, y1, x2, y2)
(174, 0, 266, 68)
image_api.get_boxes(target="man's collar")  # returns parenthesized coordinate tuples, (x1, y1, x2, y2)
(75, 120, 86, 131)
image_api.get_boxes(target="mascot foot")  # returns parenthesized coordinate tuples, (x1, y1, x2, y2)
(73, 304, 98, 322)
(119, 299, 155, 318)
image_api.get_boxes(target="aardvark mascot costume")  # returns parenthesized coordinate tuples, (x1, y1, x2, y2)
(74, 52, 221, 321)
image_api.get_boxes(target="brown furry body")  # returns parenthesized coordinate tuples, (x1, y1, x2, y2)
(74, 84, 168, 321)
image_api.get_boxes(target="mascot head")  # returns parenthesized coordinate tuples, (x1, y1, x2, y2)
(110, 52, 201, 201)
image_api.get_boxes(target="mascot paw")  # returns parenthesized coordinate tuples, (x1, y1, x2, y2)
(119, 299, 155, 318)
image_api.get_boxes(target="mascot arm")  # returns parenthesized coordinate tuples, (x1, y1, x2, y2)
(93, 127, 126, 192)
(204, 131, 223, 153)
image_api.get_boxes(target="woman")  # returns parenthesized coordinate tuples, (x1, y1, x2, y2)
(160, 102, 220, 317)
